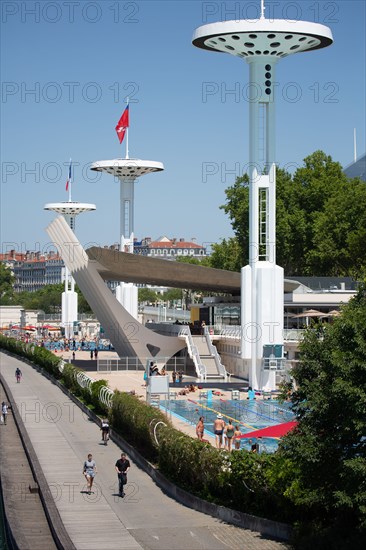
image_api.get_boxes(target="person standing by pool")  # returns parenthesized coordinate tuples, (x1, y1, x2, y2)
(83, 453, 97, 494)
(196, 416, 204, 441)
(247, 386, 256, 400)
(213, 414, 226, 449)
(225, 420, 235, 452)
(233, 425, 242, 450)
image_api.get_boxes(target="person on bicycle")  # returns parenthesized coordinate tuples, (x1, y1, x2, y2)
(15, 367, 22, 383)
(101, 419, 110, 445)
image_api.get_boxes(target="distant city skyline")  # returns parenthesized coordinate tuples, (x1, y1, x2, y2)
(1, 1, 365, 254)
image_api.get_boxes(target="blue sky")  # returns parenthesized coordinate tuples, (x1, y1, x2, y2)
(1, 0, 365, 254)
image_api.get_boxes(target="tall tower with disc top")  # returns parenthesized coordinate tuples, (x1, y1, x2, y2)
(91, 105, 164, 319)
(44, 164, 96, 339)
(193, 1, 333, 390)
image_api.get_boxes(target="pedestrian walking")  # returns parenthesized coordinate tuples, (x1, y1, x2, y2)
(1, 402, 8, 425)
(15, 367, 22, 383)
(90, 349, 94, 360)
(115, 453, 130, 498)
(83, 453, 97, 494)
(101, 419, 110, 445)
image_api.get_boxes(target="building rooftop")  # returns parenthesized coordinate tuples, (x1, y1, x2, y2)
(344, 154, 366, 182)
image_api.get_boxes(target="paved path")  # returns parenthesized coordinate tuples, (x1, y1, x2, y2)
(0, 352, 289, 550)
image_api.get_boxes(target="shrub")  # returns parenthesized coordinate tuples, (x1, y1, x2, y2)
(110, 390, 169, 461)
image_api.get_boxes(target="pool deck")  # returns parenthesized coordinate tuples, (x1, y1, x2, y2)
(62, 350, 274, 448)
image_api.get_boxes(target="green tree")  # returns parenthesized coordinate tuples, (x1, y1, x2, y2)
(75, 285, 93, 314)
(16, 284, 63, 313)
(218, 151, 366, 276)
(279, 287, 366, 545)
(176, 256, 211, 267)
(0, 263, 15, 304)
(307, 178, 366, 277)
(163, 288, 183, 303)
(138, 287, 159, 304)
(209, 237, 243, 272)
(219, 173, 249, 269)
(15, 283, 93, 314)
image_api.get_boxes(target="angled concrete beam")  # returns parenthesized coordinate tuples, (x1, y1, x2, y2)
(46, 216, 185, 361)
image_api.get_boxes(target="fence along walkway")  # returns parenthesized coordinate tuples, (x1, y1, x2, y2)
(0, 351, 288, 550)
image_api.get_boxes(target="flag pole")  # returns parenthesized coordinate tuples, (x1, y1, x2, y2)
(125, 97, 129, 159)
(68, 158, 72, 202)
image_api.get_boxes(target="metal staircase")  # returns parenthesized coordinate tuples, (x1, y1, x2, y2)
(179, 326, 227, 381)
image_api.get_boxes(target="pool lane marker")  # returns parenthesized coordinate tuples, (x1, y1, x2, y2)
(220, 397, 275, 423)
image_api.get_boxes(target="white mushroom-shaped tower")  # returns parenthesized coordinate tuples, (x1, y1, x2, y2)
(44, 201, 96, 338)
(90, 158, 164, 318)
(193, 3, 333, 390)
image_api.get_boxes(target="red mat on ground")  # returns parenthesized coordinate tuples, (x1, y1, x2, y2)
(238, 421, 298, 439)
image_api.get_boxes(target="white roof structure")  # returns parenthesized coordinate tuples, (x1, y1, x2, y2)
(44, 202, 96, 215)
(90, 159, 164, 178)
(192, 19, 333, 59)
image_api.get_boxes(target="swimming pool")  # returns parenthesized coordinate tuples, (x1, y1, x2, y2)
(160, 396, 294, 453)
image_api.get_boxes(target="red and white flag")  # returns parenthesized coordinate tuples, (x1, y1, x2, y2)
(115, 105, 129, 144)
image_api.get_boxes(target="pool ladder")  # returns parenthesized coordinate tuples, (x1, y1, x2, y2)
(150, 394, 161, 408)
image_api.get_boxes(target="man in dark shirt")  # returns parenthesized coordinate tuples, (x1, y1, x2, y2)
(115, 453, 130, 497)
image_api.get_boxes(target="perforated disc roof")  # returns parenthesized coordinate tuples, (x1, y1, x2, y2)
(44, 202, 96, 215)
(90, 159, 164, 178)
(193, 19, 333, 60)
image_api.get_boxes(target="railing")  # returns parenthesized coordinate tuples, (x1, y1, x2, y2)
(59, 359, 114, 408)
(140, 307, 190, 322)
(37, 313, 98, 322)
(178, 326, 206, 380)
(204, 327, 227, 380)
(97, 356, 186, 373)
(262, 358, 288, 371)
(43, 340, 112, 351)
(219, 326, 241, 339)
(192, 326, 307, 343)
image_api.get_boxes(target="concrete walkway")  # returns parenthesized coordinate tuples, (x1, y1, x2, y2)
(0, 352, 289, 550)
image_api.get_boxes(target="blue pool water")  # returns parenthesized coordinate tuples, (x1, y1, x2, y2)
(160, 397, 294, 453)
